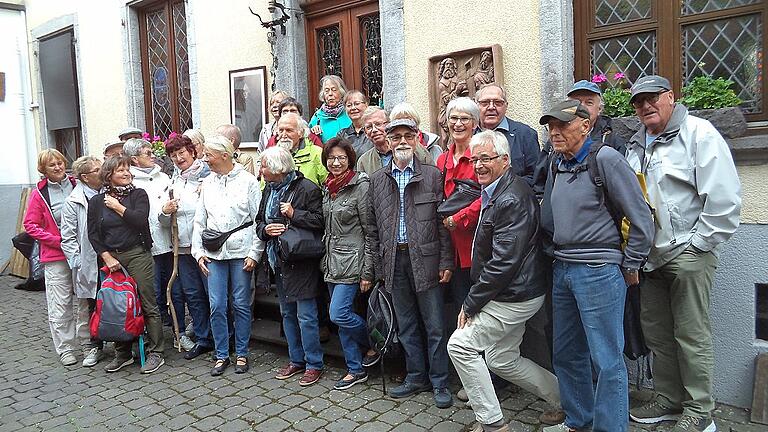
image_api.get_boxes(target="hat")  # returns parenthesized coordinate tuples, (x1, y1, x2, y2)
(539, 99, 591, 125)
(118, 127, 143, 139)
(630, 75, 672, 103)
(103, 141, 124, 155)
(385, 118, 419, 134)
(567, 80, 602, 96)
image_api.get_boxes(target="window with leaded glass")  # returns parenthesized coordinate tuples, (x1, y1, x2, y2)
(574, 0, 767, 122)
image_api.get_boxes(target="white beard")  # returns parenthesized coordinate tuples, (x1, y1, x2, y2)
(277, 139, 294, 152)
(393, 148, 413, 163)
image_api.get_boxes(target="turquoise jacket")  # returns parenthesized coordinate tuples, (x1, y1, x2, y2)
(309, 108, 352, 143)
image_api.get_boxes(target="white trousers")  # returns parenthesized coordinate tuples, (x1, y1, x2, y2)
(448, 297, 560, 424)
(44, 261, 90, 355)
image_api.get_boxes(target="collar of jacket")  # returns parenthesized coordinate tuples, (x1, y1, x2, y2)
(37, 175, 77, 210)
(629, 103, 689, 150)
(484, 169, 516, 209)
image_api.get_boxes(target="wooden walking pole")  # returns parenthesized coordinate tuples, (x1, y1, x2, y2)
(166, 190, 182, 351)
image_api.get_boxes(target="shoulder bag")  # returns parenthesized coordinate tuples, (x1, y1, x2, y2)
(436, 152, 481, 219)
(277, 190, 325, 261)
(202, 221, 253, 252)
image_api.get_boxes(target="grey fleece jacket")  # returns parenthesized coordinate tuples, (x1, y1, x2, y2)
(550, 142, 654, 269)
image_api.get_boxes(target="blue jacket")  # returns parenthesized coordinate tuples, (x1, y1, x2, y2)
(477, 116, 540, 186)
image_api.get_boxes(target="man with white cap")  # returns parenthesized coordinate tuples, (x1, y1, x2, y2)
(118, 127, 143, 142)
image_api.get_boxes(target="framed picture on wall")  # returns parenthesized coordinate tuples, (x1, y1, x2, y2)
(229, 66, 268, 149)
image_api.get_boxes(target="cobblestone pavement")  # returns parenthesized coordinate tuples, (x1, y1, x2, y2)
(0, 275, 762, 431)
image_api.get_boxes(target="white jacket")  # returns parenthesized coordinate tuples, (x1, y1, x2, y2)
(192, 164, 265, 262)
(626, 104, 742, 271)
(131, 165, 173, 256)
(60, 182, 98, 299)
(159, 164, 210, 250)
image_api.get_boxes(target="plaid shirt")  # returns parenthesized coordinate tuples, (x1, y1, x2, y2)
(391, 160, 414, 243)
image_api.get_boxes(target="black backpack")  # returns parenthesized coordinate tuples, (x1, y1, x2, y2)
(366, 281, 402, 393)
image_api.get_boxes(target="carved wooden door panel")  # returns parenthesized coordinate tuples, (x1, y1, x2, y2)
(305, 1, 382, 113)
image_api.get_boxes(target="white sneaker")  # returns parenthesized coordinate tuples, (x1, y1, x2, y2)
(174, 335, 195, 351)
(543, 423, 579, 432)
(60, 351, 77, 366)
(82, 347, 105, 367)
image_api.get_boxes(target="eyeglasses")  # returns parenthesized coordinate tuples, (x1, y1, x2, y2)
(345, 101, 366, 109)
(170, 149, 189, 159)
(281, 108, 300, 114)
(364, 121, 388, 132)
(448, 116, 474, 125)
(470, 155, 501, 165)
(387, 133, 417, 143)
(477, 99, 506, 108)
(83, 169, 100, 175)
(631, 91, 669, 108)
(544, 118, 584, 133)
(140, 150, 154, 157)
(327, 155, 348, 163)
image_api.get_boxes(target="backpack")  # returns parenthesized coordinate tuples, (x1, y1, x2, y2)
(90, 267, 145, 342)
(366, 281, 402, 393)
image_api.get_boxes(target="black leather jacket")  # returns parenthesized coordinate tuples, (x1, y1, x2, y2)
(464, 169, 546, 316)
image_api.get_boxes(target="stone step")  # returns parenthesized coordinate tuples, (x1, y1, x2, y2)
(250, 317, 346, 360)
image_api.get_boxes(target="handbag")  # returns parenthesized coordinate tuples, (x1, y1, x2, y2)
(202, 221, 253, 252)
(436, 152, 481, 219)
(275, 190, 324, 261)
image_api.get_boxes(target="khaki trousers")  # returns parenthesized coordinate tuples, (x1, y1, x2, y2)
(44, 260, 90, 355)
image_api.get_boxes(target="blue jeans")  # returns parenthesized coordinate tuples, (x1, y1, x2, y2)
(276, 268, 323, 371)
(207, 259, 253, 359)
(175, 254, 213, 348)
(153, 252, 185, 327)
(328, 283, 368, 374)
(391, 249, 449, 389)
(552, 260, 628, 432)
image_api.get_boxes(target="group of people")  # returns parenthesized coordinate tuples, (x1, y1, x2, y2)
(24, 72, 741, 432)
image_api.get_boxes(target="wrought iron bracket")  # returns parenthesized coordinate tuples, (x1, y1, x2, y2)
(249, 1, 290, 36)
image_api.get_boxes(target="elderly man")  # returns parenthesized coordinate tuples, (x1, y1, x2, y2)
(356, 107, 433, 175)
(447, 130, 561, 432)
(216, 124, 257, 176)
(367, 118, 454, 408)
(103, 141, 124, 159)
(118, 127, 143, 142)
(275, 113, 328, 186)
(627, 76, 741, 432)
(475, 84, 539, 186)
(540, 100, 654, 432)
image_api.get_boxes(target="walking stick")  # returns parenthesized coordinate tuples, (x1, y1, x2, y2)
(166, 190, 182, 351)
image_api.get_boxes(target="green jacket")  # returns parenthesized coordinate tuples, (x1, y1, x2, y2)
(293, 138, 328, 186)
(321, 172, 374, 284)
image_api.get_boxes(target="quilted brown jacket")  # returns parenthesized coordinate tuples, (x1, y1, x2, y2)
(367, 158, 454, 292)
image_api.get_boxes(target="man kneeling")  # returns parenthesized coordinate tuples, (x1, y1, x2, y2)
(448, 131, 560, 432)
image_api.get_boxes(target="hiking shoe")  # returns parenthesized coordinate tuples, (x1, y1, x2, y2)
(469, 423, 510, 432)
(456, 387, 469, 402)
(276, 363, 305, 380)
(184, 343, 214, 360)
(299, 369, 323, 386)
(211, 358, 230, 376)
(333, 371, 368, 390)
(174, 335, 195, 351)
(539, 408, 566, 426)
(542, 423, 579, 432)
(388, 381, 432, 398)
(671, 415, 716, 432)
(362, 351, 381, 368)
(140, 353, 164, 374)
(82, 348, 105, 367)
(104, 355, 134, 373)
(433, 388, 453, 408)
(60, 351, 77, 366)
(630, 398, 683, 424)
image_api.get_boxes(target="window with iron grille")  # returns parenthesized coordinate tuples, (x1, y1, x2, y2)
(574, 0, 767, 122)
(137, 0, 193, 138)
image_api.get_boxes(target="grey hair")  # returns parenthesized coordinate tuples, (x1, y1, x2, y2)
(183, 129, 205, 147)
(72, 155, 100, 178)
(215, 124, 242, 148)
(469, 130, 509, 157)
(475, 84, 508, 102)
(446, 97, 481, 124)
(122, 138, 151, 157)
(204, 134, 235, 159)
(390, 102, 421, 126)
(279, 112, 308, 136)
(318, 74, 348, 103)
(361, 106, 389, 123)
(261, 146, 296, 175)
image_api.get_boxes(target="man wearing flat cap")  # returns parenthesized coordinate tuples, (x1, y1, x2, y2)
(540, 100, 654, 432)
(627, 75, 741, 432)
(367, 118, 455, 409)
(118, 127, 143, 142)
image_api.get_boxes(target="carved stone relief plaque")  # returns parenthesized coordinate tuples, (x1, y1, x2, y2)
(428, 45, 504, 146)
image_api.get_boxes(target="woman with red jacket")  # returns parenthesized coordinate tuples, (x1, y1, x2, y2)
(23, 149, 81, 366)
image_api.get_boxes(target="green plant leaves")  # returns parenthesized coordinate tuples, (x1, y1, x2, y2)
(679, 76, 742, 110)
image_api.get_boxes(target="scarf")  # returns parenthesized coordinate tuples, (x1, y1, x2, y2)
(324, 169, 355, 199)
(266, 171, 297, 270)
(179, 158, 206, 180)
(103, 183, 135, 199)
(320, 102, 344, 119)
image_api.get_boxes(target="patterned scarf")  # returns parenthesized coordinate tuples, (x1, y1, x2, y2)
(320, 102, 345, 119)
(179, 158, 207, 180)
(324, 169, 355, 199)
(103, 183, 135, 199)
(266, 171, 297, 270)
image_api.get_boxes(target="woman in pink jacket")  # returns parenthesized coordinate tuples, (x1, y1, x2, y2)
(23, 149, 81, 366)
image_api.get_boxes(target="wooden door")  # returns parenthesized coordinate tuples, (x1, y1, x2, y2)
(305, 0, 382, 113)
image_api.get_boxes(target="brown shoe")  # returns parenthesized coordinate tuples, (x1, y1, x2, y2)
(275, 363, 305, 380)
(539, 409, 566, 426)
(299, 368, 323, 386)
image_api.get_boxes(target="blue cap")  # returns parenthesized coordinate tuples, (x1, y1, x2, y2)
(567, 80, 602, 96)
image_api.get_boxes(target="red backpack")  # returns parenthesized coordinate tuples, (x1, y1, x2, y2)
(90, 267, 145, 342)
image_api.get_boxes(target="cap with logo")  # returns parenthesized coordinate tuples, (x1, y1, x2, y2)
(629, 75, 672, 103)
(567, 80, 602, 96)
(385, 118, 419, 133)
(539, 99, 591, 125)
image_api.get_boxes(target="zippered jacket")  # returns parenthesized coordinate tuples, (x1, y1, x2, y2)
(23, 176, 77, 263)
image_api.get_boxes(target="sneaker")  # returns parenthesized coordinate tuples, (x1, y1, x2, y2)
(333, 371, 368, 390)
(539, 408, 566, 426)
(82, 348, 105, 367)
(275, 363, 305, 380)
(387, 381, 432, 398)
(184, 344, 214, 360)
(671, 415, 716, 432)
(542, 423, 579, 432)
(174, 335, 195, 351)
(59, 351, 77, 366)
(299, 369, 323, 386)
(362, 350, 381, 368)
(468, 423, 510, 432)
(104, 355, 134, 373)
(140, 353, 165, 374)
(433, 388, 453, 408)
(456, 387, 469, 402)
(630, 398, 683, 424)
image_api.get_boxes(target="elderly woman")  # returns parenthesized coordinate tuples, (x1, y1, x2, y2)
(160, 134, 214, 360)
(183, 129, 206, 160)
(23, 149, 79, 366)
(122, 139, 196, 349)
(391, 102, 443, 161)
(336, 90, 373, 157)
(309, 74, 352, 143)
(87, 156, 165, 373)
(256, 146, 325, 386)
(192, 135, 263, 376)
(258, 90, 289, 151)
(320, 137, 377, 390)
(60, 156, 104, 367)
